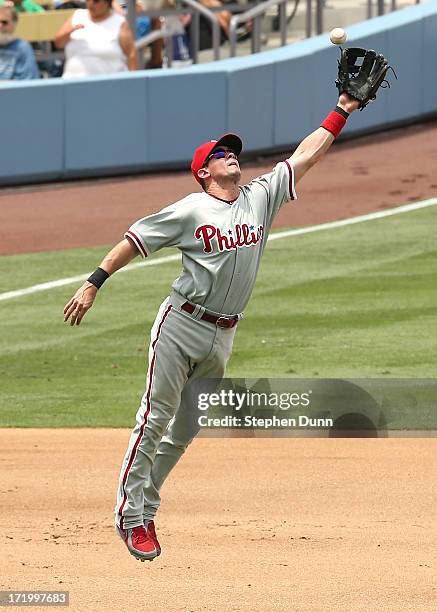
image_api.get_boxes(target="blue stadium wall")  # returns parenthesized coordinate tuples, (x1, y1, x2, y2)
(1, 2, 436, 185)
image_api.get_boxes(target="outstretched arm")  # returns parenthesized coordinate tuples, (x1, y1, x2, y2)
(63, 238, 138, 326)
(290, 93, 359, 185)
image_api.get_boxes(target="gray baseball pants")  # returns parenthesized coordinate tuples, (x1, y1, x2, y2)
(115, 292, 236, 530)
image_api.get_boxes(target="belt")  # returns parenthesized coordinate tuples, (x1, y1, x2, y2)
(181, 302, 239, 329)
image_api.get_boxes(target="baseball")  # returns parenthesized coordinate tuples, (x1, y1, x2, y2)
(330, 27, 347, 45)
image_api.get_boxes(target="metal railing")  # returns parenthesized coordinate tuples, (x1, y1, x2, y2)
(229, 0, 424, 59)
(367, 0, 421, 19)
(229, 0, 321, 57)
(229, 0, 285, 56)
(182, 0, 221, 62)
(127, 0, 222, 66)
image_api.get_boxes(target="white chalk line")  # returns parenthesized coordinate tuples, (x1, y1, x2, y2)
(1, 197, 436, 303)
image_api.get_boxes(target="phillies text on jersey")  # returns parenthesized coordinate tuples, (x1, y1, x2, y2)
(195, 223, 264, 253)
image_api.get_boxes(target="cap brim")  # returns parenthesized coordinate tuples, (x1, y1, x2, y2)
(214, 133, 243, 157)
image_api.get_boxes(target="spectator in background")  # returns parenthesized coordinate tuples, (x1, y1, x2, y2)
(0, 0, 44, 13)
(54, 1, 85, 8)
(134, 0, 151, 40)
(54, 0, 137, 77)
(184, 0, 251, 52)
(116, 0, 163, 69)
(182, 0, 227, 52)
(139, 0, 163, 68)
(0, 3, 39, 79)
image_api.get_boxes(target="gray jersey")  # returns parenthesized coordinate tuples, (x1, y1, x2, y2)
(125, 160, 297, 315)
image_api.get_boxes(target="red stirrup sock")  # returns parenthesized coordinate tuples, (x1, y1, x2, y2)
(320, 106, 349, 138)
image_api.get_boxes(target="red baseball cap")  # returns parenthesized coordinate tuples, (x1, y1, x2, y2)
(191, 133, 243, 184)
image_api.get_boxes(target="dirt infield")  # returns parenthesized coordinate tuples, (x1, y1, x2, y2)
(0, 431, 436, 611)
(2, 122, 437, 610)
(2, 120, 437, 255)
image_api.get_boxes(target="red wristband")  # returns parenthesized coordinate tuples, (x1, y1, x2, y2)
(320, 110, 347, 139)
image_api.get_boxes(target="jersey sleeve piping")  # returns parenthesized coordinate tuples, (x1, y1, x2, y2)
(284, 160, 297, 201)
(125, 230, 149, 259)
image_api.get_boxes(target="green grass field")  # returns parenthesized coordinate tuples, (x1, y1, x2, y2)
(1, 205, 437, 427)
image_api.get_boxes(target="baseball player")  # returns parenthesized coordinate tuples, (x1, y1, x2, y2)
(64, 72, 387, 560)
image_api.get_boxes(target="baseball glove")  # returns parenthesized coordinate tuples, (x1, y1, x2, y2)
(336, 47, 395, 110)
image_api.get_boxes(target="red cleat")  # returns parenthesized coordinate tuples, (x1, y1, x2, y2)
(116, 525, 158, 562)
(147, 521, 161, 557)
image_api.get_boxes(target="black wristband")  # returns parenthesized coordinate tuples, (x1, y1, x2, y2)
(87, 267, 109, 289)
(334, 105, 350, 119)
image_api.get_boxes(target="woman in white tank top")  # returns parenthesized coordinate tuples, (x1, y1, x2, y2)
(55, 0, 137, 78)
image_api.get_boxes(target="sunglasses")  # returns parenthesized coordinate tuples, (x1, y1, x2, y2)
(206, 148, 238, 163)
(0, 20, 11, 25)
